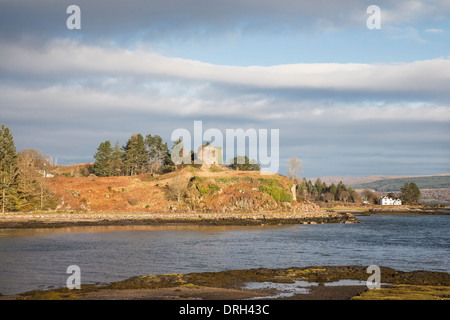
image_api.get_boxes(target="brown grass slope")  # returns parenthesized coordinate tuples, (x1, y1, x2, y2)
(48, 166, 319, 214)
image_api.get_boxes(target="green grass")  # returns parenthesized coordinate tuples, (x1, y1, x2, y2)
(257, 178, 293, 202)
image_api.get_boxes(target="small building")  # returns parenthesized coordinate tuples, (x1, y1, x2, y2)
(197, 145, 223, 168)
(380, 196, 402, 206)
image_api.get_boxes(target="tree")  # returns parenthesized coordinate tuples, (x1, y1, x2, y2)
(93, 140, 114, 177)
(229, 156, 261, 171)
(165, 175, 188, 203)
(0, 124, 18, 213)
(322, 192, 335, 203)
(400, 182, 421, 204)
(337, 189, 350, 202)
(123, 134, 147, 175)
(349, 190, 363, 203)
(329, 183, 337, 197)
(110, 141, 124, 176)
(362, 189, 379, 204)
(163, 138, 188, 172)
(314, 178, 323, 195)
(16, 149, 54, 210)
(306, 180, 314, 194)
(287, 157, 303, 183)
(145, 134, 169, 174)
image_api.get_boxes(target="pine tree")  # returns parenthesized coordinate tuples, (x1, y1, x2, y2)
(110, 141, 124, 176)
(400, 182, 421, 204)
(145, 134, 169, 174)
(93, 140, 114, 177)
(0, 124, 19, 213)
(314, 178, 323, 195)
(123, 134, 147, 175)
(329, 183, 337, 196)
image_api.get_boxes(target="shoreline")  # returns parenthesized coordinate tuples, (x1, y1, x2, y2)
(0, 211, 359, 229)
(2, 265, 449, 300)
(0, 203, 448, 230)
(330, 204, 450, 216)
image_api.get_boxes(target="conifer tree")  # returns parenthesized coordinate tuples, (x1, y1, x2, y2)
(145, 134, 168, 174)
(400, 182, 421, 204)
(0, 124, 18, 213)
(93, 140, 114, 177)
(123, 134, 147, 175)
(110, 141, 124, 176)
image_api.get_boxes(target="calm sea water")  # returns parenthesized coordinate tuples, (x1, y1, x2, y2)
(0, 214, 448, 295)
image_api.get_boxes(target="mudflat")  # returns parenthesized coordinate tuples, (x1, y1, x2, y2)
(3, 266, 449, 300)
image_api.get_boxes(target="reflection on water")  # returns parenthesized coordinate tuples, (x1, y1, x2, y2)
(0, 215, 448, 296)
(0, 224, 285, 237)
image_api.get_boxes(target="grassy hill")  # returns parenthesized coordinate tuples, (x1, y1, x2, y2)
(350, 175, 450, 192)
(48, 166, 319, 214)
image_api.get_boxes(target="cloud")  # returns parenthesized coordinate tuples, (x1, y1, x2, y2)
(2, 0, 450, 42)
(1, 0, 449, 175)
(425, 28, 445, 33)
(1, 40, 450, 98)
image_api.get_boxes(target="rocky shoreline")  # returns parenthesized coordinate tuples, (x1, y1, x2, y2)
(0, 211, 359, 229)
(2, 265, 449, 300)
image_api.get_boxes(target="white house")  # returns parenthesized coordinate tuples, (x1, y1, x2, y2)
(380, 196, 402, 206)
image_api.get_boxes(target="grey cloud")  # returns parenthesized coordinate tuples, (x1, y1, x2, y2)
(2, 0, 450, 42)
(1, 0, 449, 176)
(2, 40, 450, 100)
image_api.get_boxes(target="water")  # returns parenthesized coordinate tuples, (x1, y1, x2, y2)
(0, 214, 448, 295)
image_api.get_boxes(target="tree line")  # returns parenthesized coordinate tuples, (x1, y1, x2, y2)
(286, 157, 421, 204)
(297, 178, 362, 203)
(296, 178, 421, 204)
(93, 134, 261, 177)
(93, 133, 172, 177)
(0, 124, 55, 212)
(286, 158, 360, 203)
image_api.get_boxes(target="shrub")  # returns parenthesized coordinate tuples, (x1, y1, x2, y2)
(127, 198, 139, 206)
(258, 178, 293, 202)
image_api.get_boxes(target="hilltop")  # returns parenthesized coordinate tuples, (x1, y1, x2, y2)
(309, 173, 450, 187)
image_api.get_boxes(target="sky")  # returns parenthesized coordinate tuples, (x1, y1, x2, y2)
(0, 0, 449, 177)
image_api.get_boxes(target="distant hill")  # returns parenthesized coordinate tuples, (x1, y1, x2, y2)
(349, 175, 450, 192)
(308, 173, 450, 188)
(307, 174, 450, 204)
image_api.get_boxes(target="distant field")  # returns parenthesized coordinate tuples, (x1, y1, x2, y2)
(350, 175, 450, 192)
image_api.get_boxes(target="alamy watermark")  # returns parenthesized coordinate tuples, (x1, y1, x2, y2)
(366, 265, 381, 289)
(170, 121, 279, 174)
(66, 5, 81, 30)
(367, 5, 381, 30)
(66, 265, 81, 289)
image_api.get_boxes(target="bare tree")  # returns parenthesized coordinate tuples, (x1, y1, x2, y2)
(287, 157, 303, 183)
(287, 158, 303, 201)
(166, 175, 188, 203)
(17, 149, 53, 210)
(322, 192, 335, 203)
